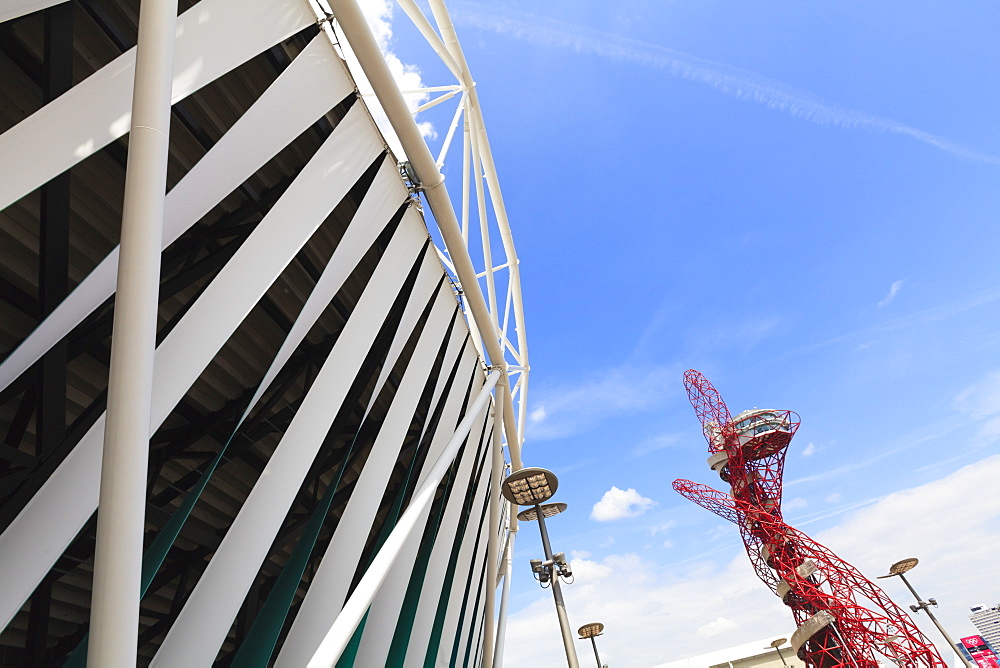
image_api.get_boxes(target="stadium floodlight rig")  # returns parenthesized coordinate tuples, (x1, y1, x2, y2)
(672, 370, 946, 668)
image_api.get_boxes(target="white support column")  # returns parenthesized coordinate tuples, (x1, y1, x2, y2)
(470, 121, 499, 334)
(392, 0, 463, 80)
(461, 105, 471, 244)
(435, 92, 465, 169)
(481, 382, 504, 668)
(88, 0, 176, 663)
(493, 520, 516, 667)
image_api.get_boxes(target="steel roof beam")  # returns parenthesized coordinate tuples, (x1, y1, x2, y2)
(326, 0, 522, 468)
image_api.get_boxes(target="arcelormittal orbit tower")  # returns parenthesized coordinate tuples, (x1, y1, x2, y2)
(672, 370, 946, 668)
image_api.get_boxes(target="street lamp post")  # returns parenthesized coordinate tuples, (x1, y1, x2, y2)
(579, 622, 605, 668)
(878, 558, 974, 668)
(501, 467, 580, 668)
(768, 638, 789, 667)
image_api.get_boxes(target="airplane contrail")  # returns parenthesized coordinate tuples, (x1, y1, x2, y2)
(454, 5, 1000, 165)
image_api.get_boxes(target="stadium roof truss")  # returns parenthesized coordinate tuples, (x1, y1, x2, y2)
(317, 0, 530, 462)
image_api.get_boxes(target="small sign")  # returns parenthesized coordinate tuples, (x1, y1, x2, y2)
(961, 636, 1000, 668)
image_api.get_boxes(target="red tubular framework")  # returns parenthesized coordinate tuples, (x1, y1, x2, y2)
(672, 370, 946, 668)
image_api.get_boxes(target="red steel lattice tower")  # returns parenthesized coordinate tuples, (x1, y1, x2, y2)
(672, 370, 946, 668)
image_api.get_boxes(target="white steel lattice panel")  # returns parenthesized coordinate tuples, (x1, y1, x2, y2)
(0, 34, 354, 392)
(0, 0, 313, 211)
(150, 211, 428, 667)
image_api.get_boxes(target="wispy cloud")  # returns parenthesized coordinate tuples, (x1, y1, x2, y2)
(953, 368, 1000, 447)
(786, 416, 964, 487)
(784, 497, 808, 511)
(788, 494, 883, 527)
(630, 433, 681, 459)
(954, 368, 1000, 420)
(527, 363, 679, 440)
(877, 279, 905, 308)
(785, 283, 1000, 357)
(649, 520, 677, 537)
(454, 5, 1000, 164)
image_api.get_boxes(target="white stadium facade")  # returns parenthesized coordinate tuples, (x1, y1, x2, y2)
(0, 0, 529, 664)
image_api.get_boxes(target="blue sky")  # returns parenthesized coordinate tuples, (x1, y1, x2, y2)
(372, 1, 1000, 664)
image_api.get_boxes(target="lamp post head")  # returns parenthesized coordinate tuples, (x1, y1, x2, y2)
(517, 502, 567, 522)
(770, 638, 788, 649)
(501, 467, 558, 505)
(877, 557, 919, 579)
(578, 622, 604, 639)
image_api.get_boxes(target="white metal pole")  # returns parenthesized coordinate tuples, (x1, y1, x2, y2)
(535, 512, 580, 668)
(482, 384, 504, 667)
(461, 109, 471, 244)
(87, 0, 176, 664)
(590, 636, 602, 668)
(469, 119, 499, 332)
(435, 92, 465, 169)
(493, 518, 516, 667)
(307, 370, 501, 668)
(898, 574, 974, 668)
(327, 0, 523, 469)
(425, 0, 530, 447)
(392, 0, 463, 79)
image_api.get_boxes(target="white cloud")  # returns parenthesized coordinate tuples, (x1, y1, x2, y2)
(503, 454, 1000, 666)
(591, 486, 657, 521)
(824, 492, 842, 504)
(455, 6, 1000, 165)
(877, 279, 905, 308)
(801, 442, 818, 456)
(335, 0, 436, 160)
(697, 616, 739, 638)
(502, 550, 784, 667)
(816, 454, 1000, 644)
(569, 554, 614, 583)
